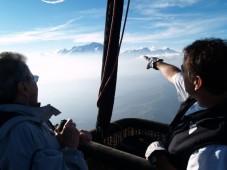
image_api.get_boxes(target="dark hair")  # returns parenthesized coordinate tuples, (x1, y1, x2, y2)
(0, 52, 31, 103)
(183, 38, 227, 95)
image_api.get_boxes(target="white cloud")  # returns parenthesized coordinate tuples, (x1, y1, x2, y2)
(134, 0, 199, 10)
(121, 15, 227, 51)
(124, 19, 207, 43)
(78, 8, 105, 18)
(72, 32, 104, 43)
(0, 25, 69, 45)
(131, 0, 201, 19)
(124, 0, 227, 47)
(27, 54, 102, 83)
(151, 0, 198, 8)
(0, 19, 103, 45)
(41, 0, 65, 4)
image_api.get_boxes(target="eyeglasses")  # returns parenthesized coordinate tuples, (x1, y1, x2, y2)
(181, 64, 184, 73)
(33, 75, 39, 83)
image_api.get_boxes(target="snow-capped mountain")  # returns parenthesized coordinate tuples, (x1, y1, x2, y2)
(57, 42, 179, 57)
(58, 42, 103, 55)
(120, 47, 178, 58)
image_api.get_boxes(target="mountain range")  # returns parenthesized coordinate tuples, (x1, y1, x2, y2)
(57, 42, 179, 57)
(58, 42, 103, 55)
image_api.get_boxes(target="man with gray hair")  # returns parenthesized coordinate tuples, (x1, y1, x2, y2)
(0, 52, 91, 170)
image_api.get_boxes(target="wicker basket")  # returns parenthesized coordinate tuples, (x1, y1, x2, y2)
(81, 118, 169, 170)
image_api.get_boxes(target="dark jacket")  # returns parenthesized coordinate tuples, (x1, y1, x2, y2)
(165, 98, 227, 169)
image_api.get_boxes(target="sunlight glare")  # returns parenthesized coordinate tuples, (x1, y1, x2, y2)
(26, 53, 102, 85)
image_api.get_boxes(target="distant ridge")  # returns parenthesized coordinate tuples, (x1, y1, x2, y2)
(58, 42, 103, 55)
(57, 42, 179, 57)
(121, 47, 178, 57)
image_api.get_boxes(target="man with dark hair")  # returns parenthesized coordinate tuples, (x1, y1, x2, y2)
(0, 52, 91, 170)
(144, 38, 227, 169)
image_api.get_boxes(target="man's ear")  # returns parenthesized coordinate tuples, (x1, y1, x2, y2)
(17, 81, 28, 96)
(194, 76, 203, 91)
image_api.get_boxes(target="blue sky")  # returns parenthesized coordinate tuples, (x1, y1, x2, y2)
(0, 0, 227, 54)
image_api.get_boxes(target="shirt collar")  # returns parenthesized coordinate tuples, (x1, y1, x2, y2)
(0, 104, 61, 121)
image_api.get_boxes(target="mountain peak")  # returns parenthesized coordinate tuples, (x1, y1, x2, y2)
(121, 46, 178, 58)
(58, 42, 103, 55)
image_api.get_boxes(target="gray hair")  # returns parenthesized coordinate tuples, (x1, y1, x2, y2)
(0, 52, 31, 103)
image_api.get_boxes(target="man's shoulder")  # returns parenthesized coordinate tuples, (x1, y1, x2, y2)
(0, 111, 22, 127)
(172, 72, 183, 83)
(0, 112, 42, 139)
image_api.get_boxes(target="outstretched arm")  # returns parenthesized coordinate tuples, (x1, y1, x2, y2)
(155, 61, 181, 84)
